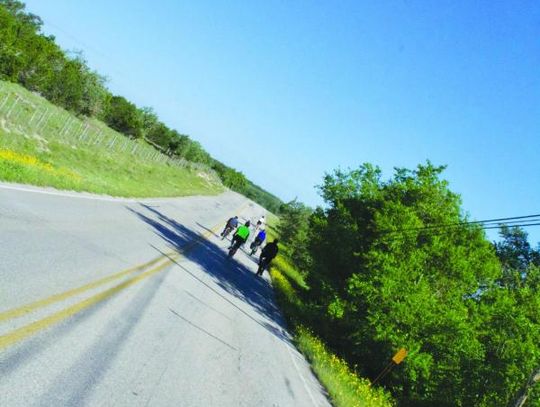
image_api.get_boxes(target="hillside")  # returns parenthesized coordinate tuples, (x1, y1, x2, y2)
(0, 80, 223, 197)
(0, 1, 281, 208)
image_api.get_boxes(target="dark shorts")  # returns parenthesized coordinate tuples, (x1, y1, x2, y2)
(258, 256, 273, 269)
(233, 235, 246, 245)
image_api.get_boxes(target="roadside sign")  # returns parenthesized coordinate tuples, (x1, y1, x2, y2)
(392, 348, 407, 364)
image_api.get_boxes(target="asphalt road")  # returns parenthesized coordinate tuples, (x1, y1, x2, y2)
(0, 183, 330, 407)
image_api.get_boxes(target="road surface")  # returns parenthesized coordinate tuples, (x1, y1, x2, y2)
(0, 183, 330, 407)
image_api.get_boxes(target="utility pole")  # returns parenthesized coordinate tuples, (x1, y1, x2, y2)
(511, 367, 540, 407)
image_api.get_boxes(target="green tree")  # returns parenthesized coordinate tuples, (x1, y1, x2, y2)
(77, 60, 108, 117)
(183, 140, 212, 164)
(0, 1, 44, 82)
(473, 272, 540, 406)
(495, 226, 540, 288)
(168, 131, 190, 156)
(220, 167, 248, 191)
(306, 162, 510, 405)
(277, 199, 312, 271)
(0, 2, 108, 117)
(103, 95, 142, 138)
(139, 106, 158, 134)
(146, 122, 173, 149)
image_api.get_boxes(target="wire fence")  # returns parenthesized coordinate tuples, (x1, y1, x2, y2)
(0, 82, 219, 180)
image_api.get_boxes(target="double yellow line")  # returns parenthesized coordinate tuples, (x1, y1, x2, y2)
(0, 202, 248, 351)
(0, 256, 173, 350)
(0, 254, 171, 324)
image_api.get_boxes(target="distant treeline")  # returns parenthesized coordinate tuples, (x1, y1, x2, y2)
(0, 0, 282, 212)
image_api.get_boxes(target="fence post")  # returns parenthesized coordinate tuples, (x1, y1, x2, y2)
(76, 123, 88, 141)
(108, 135, 118, 148)
(35, 108, 49, 132)
(120, 138, 129, 151)
(43, 112, 55, 135)
(82, 125, 91, 143)
(63, 119, 75, 139)
(59, 117, 72, 137)
(28, 109, 40, 127)
(12, 101, 29, 123)
(92, 130, 103, 145)
(72, 121, 82, 140)
(5, 95, 20, 119)
(88, 131, 101, 145)
(0, 94, 10, 111)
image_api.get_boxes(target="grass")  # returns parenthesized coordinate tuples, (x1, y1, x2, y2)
(0, 80, 223, 197)
(273, 255, 309, 290)
(265, 212, 280, 239)
(265, 213, 309, 290)
(296, 327, 394, 407)
(268, 217, 395, 406)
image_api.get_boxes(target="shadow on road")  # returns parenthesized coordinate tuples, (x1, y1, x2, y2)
(0, 202, 293, 406)
(129, 203, 290, 344)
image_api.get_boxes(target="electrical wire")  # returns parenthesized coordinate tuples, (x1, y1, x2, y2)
(382, 213, 540, 236)
(374, 214, 540, 242)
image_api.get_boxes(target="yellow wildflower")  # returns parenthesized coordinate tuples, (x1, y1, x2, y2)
(0, 148, 81, 182)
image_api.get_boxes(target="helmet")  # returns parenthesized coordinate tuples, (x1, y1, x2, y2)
(245, 221, 251, 227)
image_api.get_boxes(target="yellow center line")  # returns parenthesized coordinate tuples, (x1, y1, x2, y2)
(0, 211, 232, 324)
(0, 253, 175, 323)
(0, 200, 251, 350)
(0, 258, 173, 351)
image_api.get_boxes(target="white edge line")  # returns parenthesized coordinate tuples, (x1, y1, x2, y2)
(285, 341, 322, 407)
(0, 183, 152, 203)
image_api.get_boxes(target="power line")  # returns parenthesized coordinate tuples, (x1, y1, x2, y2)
(382, 213, 540, 236)
(373, 214, 540, 244)
(479, 221, 540, 230)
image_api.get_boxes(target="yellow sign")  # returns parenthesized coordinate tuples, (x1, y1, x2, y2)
(392, 348, 407, 364)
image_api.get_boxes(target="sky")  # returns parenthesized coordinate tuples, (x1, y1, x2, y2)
(23, 0, 540, 243)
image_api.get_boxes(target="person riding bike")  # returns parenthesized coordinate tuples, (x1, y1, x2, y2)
(256, 239, 279, 276)
(228, 221, 251, 256)
(255, 215, 265, 230)
(250, 229, 266, 255)
(221, 216, 239, 238)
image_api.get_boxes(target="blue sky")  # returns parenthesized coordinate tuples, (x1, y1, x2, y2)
(24, 0, 540, 243)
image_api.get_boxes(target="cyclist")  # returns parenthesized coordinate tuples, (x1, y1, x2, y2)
(255, 215, 266, 230)
(228, 221, 251, 255)
(256, 239, 279, 276)
(221, 216, 239, 238)
(250, 228, 266, 255)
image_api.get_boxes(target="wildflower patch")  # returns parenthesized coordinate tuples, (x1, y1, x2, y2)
(0, 148, 81, 182)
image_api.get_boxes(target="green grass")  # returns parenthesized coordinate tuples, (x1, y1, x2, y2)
(0, 80, 223, 197)
(295, 326, 394, 407)
(265, 212, 280, 239)
(268, 216, 395, 407)
(270, 262, 394, 407)
(273, 255, 309, 290)
(265, 213, 309, 290)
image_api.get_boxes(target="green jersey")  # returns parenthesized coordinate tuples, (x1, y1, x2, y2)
(235, 225, 250, 240)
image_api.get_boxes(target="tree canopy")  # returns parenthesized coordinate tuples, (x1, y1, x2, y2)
(280, 162, 540, 406)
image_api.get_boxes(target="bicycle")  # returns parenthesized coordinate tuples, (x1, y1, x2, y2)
(228, 239, 244, 257)
(221, 225, 234, 240)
